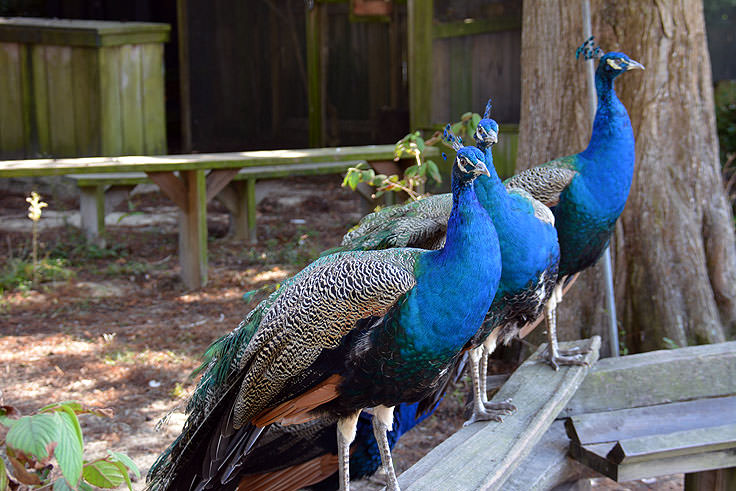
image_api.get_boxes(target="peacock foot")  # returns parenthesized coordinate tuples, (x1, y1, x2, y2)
(463, 406, 513, 426)
(545, 352, 588, 371)
(483, 398, 516, 413)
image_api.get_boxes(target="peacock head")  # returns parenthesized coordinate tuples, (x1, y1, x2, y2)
(444, 124, 490, 183)
(576, 37, 644, 80)
(597, 52, 645, 80)
(473, 99, 499, 148)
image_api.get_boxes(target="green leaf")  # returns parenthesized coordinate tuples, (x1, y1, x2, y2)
(0, 458, 9, 491)
(56, 411, 83, 488)
(404, 165, 419, 178)
(110, 461, 133, 491)
(0, 406, 19, 428)
(425, 160, 442, 184)
(341, 173, 351, 187)
(53, 477, 74, 491)
(83, 460, 126, 488)
(361, 169, 375, 183)
(6, 413, 59, 459)
(40, 401, 83, 414)
(372, 174, 387, 186)
(415, 137, 425, 153)
(78, 481, 95, 491)
(451, 122, 462, 135)
(347, 170, 361, 190)
(108, 451, 140, 480)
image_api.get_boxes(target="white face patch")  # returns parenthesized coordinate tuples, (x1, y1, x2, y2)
(606, 58, 624, 70)
(456, 157, 469, 174)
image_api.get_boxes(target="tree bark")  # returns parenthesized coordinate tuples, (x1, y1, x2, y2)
(517, 0, 736, 354)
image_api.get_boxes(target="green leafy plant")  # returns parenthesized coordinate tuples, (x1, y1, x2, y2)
(0, 257, 74, 293)
(342, 111, 482, 202)
(0, 401, 139, 490)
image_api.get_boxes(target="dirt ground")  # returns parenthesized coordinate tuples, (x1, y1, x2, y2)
(0, 176, 682, 490)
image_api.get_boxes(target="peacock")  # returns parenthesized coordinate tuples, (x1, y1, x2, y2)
(234, 399, 441, 490)
(146, 142, 501, 491)
(505, 41, 644, 365)
(337, 111, 561, 424)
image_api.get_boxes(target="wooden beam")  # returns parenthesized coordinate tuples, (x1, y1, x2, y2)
(146, 171, 187, 210)
(685, 468, 736, 491)
(407, 0, 433, 130)
(205, 168, 241, 202)
(397, 336, 601, 491)
(563, 341, 736, 417)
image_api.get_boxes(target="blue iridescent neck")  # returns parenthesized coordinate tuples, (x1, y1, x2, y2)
(579, 69, 635, 194)
(474, 143, 510, 215)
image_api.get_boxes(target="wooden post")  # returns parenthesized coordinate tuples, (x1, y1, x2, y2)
(178, 170, 207, 288)
(306, 2, 324, 147)
(78, 185, 106, 246)
(407, 0, 433, 131)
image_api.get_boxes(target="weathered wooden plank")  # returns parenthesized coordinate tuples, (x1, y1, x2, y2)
(0, 145, 437, 177)
(178, 170, 208, 289)
(573, 442, 736, 483)
(503, 420, 594, 491)
(430, 38, 450, 126)
(45, 45, 77, 157)
(566, 396, 736, 446)
(0, 43, 25, 158)
(407, 0, 433, 130)
(563, 341, 736, 417)
(71, 47, 101, 156)
(99, 46, 123, 156)
(141, 43, 167, 154)
(30, 45, 51, 156)
(607, 423, 736, 464)
(449, 36, 472, 120)
(0, 18, 170, 47)
(397, 336, 601, 491)
(119, 44, 144, 155)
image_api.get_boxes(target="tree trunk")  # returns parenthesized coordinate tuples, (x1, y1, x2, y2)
(517, 0, 736, 354)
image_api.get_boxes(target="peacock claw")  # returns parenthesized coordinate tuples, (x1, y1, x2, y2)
(546, 353, 589, 371)
(483, 399, 516, 413)
(464, 407, 511, 426)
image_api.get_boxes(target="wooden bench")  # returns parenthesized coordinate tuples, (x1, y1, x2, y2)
(397, 336, 601, 490)
(0, 145, 439, 288)
(65, 160, 366, 244)
(397, 340, 736, 491)
(502, 340, 736, 490)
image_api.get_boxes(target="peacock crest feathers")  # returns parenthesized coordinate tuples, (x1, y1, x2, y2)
(576, 35, 603, 61)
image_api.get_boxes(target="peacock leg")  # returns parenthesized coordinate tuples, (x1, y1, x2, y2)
(373, 405, 400, 491)
(543, 284, 588, 370)
(337, 411, 362, 491)
(464, 346, 512, 425)
(480, 332, 516, 413)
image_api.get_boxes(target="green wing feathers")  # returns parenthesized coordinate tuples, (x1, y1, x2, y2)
(339, 194, 452, 251)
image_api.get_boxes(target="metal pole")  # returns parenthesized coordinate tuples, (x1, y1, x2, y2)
(581, 0, 619, 357)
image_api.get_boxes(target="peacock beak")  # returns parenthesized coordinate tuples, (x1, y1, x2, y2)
(488, 131, 498, 145)
(626, 59, 645, 71)
(476, 161, 491, 178)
